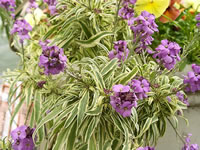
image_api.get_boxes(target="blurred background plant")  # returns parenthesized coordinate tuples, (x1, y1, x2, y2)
(153, 7, 200, 70)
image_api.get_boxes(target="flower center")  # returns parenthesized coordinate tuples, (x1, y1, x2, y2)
(124, 107, 128, 110)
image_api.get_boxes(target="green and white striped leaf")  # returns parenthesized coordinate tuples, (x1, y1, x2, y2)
(33, 106, 63, 139)
(75, 31, 113, 48)
(101, 58, 118, 76)
(77, 90, 90, 127)
(119, 67, 138, 85)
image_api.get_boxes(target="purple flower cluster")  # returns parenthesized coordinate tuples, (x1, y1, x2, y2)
(196, 13, 200, 27)
(137, 146, 155, 150)
(11, 125, 35, 150)
(182, 134, 199, 150)
(118, 0, 136, 20)
(176, 92, 189, 106)
(0, 0, 15, 15)
(43, 0, 57, 15)
(129, 11, 158, 53)
(122, 0, 137, 5)
(109, 40, 129, 62)
(152, 39, 181, 70)
(110, 84, 138, 117)
(11, 19, 32, 43)
(110, 77, 150, 117)
(184, 64, 200, 93)
(39, 40, 67, 75)
(129, 77, 150, 100)
(26, 0, 38, 12)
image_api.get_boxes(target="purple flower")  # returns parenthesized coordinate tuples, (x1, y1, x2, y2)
(137, 146, 155, 150)
(11, 19, 32, 43)
(18, 138, 35, 150)
(182, 134, 199, 150)
(39, 40, 67, 75)
(110, 84, 138, 117)
(122, 0, 137, 5)
(167, 96, 172, 102)
(26, 0, 38, 12)
(184, 64, 200, 93)
(129, 11, 158, 53)
(112, 84, 130, 92)
(176, 92, 189, 106)
(43, 0, 57, 15)
(196, 13, 200, 27)
(0, 0, 15, 16)
(129, 77, 150, 100)
(11, 125, 27, 141)
(192, 64, 200, 74)
(119, 5, 134, 20)
(11, 126, 35, 150)
(153, 40, 181, 70)
(109, 40, 129, 62)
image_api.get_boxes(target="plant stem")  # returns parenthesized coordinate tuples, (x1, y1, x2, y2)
(21, 42, 25, 69)
(111, 0, 122, 49)
(25, 102, 33, 125)
(167, 118, 186, 144)
(65, 70, 89, 89)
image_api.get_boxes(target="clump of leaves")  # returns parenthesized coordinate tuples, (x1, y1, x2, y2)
(1, 0, 199, 150)
(0, 137, 12, 150)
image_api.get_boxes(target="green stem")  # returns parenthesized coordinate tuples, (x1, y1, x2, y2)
(111, 0, 122, 49)
(25, 102, 33, 125)
(65, 69, 89, 89)
(167, 118, 186, 144)
(161, 14, 183, 30)
(21, 42, 25, 69)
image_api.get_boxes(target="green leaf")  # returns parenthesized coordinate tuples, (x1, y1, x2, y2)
(66, 121, 77, 150)
(52, 127, 69, 150)
(86, 106, 103, 116)
(33, 106, 63, 139)
(103, 140, 113, 150)
(8, 74, 22, 103)
(85, 117, 100, 142)
(90, 65, 106, 90)
(88, 135, 97, 150)
(25, 82, 34, 106)
(10, 96, 25, 127)
(119, 67, 138, 85)
(77, 90, 90, 127)
(34, 90, 41, 123)
(75, 31, 113, 48)
(111, 115, 124, 133)
(136, 115, 158, 138)
(101, 58, 118, 76)
(36, 126, 45, 145)
(77, 21, 92, 38)
(64, 105, 78, 129)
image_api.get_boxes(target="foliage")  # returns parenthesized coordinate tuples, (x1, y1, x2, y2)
(1, 0, 200, 150)
(0, 137, 12, 150)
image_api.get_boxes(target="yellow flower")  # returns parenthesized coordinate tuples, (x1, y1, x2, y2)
(134, 0, 170, 18)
